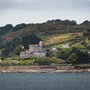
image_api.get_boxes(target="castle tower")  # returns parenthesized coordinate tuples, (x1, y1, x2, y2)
(39, 41, 43, 46)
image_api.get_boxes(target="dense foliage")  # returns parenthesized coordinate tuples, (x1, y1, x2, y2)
(71, 48, 90, 64)
(21, 34, 41, 49)
(58, 48, 90, 64)
(0, 23, 28, 35)
(1, 34, 41, 57)
(67, 53, 78, 64)
(34, 57, 57, 65)
(57, 49, 69, 60)
(0, 24, 13, 35)
(1, 38, 21, 57)
(13, 45, 24, 55)
(0, 19, 90, 61)
(83, 29, 90, 37)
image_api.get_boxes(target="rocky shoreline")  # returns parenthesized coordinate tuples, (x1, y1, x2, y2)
(1, 69, 90, 73)
(0, 66, 90, 73)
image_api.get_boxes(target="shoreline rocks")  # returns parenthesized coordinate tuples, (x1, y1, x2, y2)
(0, 66, 90, 73)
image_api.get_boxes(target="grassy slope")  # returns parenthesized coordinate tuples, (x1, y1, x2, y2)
(40, 32, 82, 45)
(39, 32, 89, 51)
(0, 22, 88, 52)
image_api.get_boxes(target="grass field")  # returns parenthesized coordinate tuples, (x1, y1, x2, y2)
(71, 42, 85, 48)
(39, 32, 83, 49)
(39, 32, 90, 51)
(41, 33, 82, 46)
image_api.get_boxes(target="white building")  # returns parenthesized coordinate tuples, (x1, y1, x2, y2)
(62, 44, 70, 48)
(0, 59, 2, 62)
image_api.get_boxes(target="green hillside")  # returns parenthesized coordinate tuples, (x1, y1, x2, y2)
(0, 19, 90, 57)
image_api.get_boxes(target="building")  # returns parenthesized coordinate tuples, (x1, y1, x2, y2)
(0, 59, 2, 62)
(62, 44, 70, 48)
(50, 47, 58, 53)
(20, 41, 46, 58)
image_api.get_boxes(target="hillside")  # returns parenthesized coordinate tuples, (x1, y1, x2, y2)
(39, 32, 89, 52)
(0, 19, 90, 57)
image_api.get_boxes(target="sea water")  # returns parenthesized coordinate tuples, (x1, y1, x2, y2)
(0, 72, 90, 90)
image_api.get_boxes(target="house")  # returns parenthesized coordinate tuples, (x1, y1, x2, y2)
(20, 41, 46, 58)
(50, 47, 58, 53)
(62, 44, 70, 48)
(0, 59, 2, 62)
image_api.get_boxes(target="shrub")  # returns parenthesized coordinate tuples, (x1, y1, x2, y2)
(67, 53, 78, 64)
(4, 57, 20, 61)
(83, 29, 90, 37)
(18, 60, 34, 65)
(71, 48, 90, 63)
(34, 57, 56, 65)
(0, 61, 16, 66)
(13, 45, 24, 55)
(57, 49, 70, 60)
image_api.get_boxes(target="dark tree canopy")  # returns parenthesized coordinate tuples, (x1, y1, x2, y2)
(1, 38, 21, 57)
(57, 49, 69, 60)
(0, 24, 13, 35)
(81, 20, 90, 25)
(83, 29, 90, 37)
(71, 48, 90, 64)
(67, 53, 78, 64)
(13, 23, 27, 31)
(21, 34, 41, 49)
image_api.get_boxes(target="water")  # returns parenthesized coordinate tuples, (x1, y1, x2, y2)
(0, 72, 90, 90)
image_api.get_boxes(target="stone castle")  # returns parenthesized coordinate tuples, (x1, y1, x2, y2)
(20, 41, 46, 58)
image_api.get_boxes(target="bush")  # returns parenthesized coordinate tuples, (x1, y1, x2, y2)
(4, 57, 20, 61)
(83, 29, 90, 37)
(22, 58, 33, 60)
(18, 60, 34, 65)
(0, 61, 17, 66)
(13, 45, 24, 55)
(57, 49, 70, 60)
(71, 48, 90, 63)
(67, 53, 78, 64)
(34, 57, 57, 65)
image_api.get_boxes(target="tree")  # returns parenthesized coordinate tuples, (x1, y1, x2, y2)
(1, 38, 21, 57)
(13, 45, 24, 55)
(0, 24, 13, 35)
(83, 29, 90, 37)
(21, 34, 41, 49)
(82, 29, 90, 49)
(81, 20, 90, 25)
(57, 49, 69, 60)
(67, 53, 78, 64)
(13, 23, 27, 31)
(71, 48, 90, 63)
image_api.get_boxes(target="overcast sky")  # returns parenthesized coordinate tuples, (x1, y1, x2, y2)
(0, 0, 90, 26)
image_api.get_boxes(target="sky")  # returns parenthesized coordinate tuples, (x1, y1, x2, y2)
(0, 0, 90, 26)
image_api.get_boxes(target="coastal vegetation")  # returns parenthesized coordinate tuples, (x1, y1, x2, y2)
(0, 19, 90, 66)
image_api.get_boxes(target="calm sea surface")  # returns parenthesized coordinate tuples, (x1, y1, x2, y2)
(0, 72, 90, 90)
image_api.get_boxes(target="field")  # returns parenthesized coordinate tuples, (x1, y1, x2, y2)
(38, 32, 90, 52)
(41, 33, 82, 45)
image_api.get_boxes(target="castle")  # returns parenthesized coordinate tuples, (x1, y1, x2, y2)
(20, 41, 46, 58)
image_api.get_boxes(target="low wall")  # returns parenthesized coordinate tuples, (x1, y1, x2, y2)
(56, 66, 75, 70)
(0, 65, 89, 72)
(9, 66, 40, 72)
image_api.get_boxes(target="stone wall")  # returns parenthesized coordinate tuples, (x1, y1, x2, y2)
(0, 65, 76, 72)
(56, 66, 75, 70)
(33, 52, 46, 57)
(29, 45, 43, 52)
